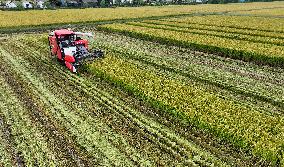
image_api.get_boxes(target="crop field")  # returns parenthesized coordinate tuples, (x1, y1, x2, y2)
(1, 1, 284, 167)
(0, 1, 284, 30)
(231, 7, 284, 16)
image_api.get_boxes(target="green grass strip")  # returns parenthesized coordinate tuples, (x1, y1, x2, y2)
(87, 53, 284, 165)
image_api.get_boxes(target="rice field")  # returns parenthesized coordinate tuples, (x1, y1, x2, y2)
(0, 1, 284, 166)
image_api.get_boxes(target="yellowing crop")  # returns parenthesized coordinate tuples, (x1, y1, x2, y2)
(0, 1, 284, 28)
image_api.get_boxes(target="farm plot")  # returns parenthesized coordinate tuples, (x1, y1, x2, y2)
(0, 34, 253, 166)
(92, 32, 284, 114)
(87, 48, 284, 166)
(1, 31, 282, 166)
(1, 1, 284, 31)
(97, 14, 284, 67)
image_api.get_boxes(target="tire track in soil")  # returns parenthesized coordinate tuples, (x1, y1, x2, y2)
(15, 34, 264, 166)
(0, 48, 101, 167)
(5, 35, 230, 166)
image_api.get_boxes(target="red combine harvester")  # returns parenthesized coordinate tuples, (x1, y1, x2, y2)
(48, 29, 103, 73)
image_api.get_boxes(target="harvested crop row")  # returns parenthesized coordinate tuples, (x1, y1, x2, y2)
(87, 52, 284, 165)
(139, 20, 284, 45)
(166, 15, 284, 33)
(0, 58, 63, 167)
(0, 112, 15, 167)
(0, 34, 230, 166)
(98, 23, 284, 67)
(92, 32, 284, 113)
(0, 43, 139, 167)
(0, 47, 95, 167)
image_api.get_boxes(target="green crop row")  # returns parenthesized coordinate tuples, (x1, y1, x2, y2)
(138, 20, 284, 45)
(97, 23, 284, 67)
(87, 53, 284, 165)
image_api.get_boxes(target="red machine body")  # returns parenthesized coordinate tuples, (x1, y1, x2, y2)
(48, 29, 103, 72)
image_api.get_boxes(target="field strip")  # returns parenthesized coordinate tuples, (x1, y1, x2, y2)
(87, 52, 284, 165)
(157, 19, 284, 39)
(0, 109, 16, 167)
(92, 32, 284, 114)
(96, 42, 284, 112)
(0, 60, 93, 166)
(97, 23, 284, 67)
(142, 19, 284, 40)
(164, 15, 284, 33)
(18, 36, 231, 166)
(126, 21, 284, 46)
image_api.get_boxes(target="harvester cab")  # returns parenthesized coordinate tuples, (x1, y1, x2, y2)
(48, 29, 104, 73)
